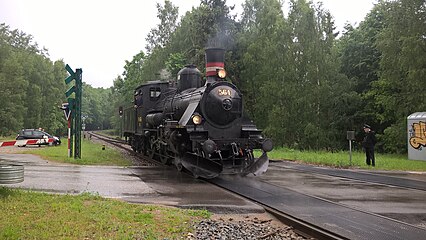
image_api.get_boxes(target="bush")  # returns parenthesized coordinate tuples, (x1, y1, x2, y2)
(381, 120, 407, 154)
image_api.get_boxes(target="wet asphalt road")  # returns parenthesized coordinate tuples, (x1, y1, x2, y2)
(1, 152, 425, 228)
(0, 153, 263, 213)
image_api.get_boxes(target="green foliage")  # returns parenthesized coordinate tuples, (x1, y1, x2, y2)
(104, 0, 426, 154)
(166, 52, 187, 76)
(145, 0, 179, 54)
(236, 0, 348, 149)
(0, 23, 66, 137)
(336, 0, 426, 153)
(82, 83, 113, 130)
(123, 51, 146, 94)
(0, 188, 210, 239)
(238, 0, 290, 131)
(168, 0, 238, 66)
(380, 120, 407, 154)
(371, 0, 426, 152)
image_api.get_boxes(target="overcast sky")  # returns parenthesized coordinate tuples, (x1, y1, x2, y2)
(0, 0, 375, 88)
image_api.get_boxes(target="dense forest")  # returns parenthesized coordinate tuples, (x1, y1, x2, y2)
(0, 23, 112, 136)
(1, 0, 425, 154)
(0, 23, 66, 136)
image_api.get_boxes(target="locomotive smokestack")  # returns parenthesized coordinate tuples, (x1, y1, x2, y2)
(205, 48, 225, 84)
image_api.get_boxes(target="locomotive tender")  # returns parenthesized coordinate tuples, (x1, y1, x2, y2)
(122, 48, 272, 178)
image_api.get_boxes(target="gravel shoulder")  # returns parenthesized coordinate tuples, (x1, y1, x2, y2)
(192, 213, 310, 239)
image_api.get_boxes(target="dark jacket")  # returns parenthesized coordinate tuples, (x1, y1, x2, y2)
(362, 131, 376, 148)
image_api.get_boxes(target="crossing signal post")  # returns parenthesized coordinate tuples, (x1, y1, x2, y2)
(65, 64, 82, 159)
(119, 106, 123, 139)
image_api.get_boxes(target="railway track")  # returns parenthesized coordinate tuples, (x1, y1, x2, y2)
(208, 175, 347, 240)
(210, 174, 426, 240)
(86, 132, 343, 239)
(87, 131, 426, 239)
(260, 204, 346, 240)
(87, 132, 160, 167)
(87, 132, 127, 146)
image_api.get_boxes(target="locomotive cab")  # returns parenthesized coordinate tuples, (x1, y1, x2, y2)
(134, 81, 169, 132)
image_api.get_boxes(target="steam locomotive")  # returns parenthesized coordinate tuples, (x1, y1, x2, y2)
(122, 48, 272, 178)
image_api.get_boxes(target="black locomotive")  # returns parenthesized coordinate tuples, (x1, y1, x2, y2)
(122, 48, 272, 178)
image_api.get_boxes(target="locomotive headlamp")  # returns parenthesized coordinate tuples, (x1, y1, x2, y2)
(192, 114, 202, 125)
(217, 69, 227, 79)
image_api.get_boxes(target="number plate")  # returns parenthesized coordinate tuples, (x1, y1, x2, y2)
(218, 89, 232, 96)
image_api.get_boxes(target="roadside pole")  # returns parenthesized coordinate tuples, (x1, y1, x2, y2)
(60, 101, 73, 157)
(347, 131, 355, 166)
(349, 139, 352, 165)
(67, 114, 71, 157)
(119, 106, 123, 139)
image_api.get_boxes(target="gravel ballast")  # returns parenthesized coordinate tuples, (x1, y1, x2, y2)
(187, 214, 313, 240)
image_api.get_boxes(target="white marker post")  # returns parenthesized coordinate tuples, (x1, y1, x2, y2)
(61, 103, 72, 157)
(67, 117, 71, 157)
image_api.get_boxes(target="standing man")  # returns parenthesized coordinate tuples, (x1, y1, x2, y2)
(362, 124, 377, 166)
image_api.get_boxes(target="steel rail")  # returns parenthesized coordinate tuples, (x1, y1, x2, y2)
(87, 131, 160, 166)
(208, 178, 348, 240)
(261, 205, 347, 240)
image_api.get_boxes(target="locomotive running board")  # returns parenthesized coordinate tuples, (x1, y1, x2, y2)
(178, 101, 199, 127)
(245, 152, 269, 176)
(180, 152, 223, 179)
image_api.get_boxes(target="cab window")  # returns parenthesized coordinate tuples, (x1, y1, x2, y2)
(150, 87, 161, 99)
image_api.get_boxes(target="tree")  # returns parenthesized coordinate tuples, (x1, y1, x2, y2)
(167, 0, 238, 67)
(82, 83, 112, 130)
(237, 0, 292, 146)
(145, 0, 179, 54)
(165, 52, 187, 77)
(0, 46, 28, 135)
(280, 0, 345, 149)
(122, 51, 146, 98)
(372, 0, 426, 153)
(337, 3, 387, 135)
(0, 23, 66, 136)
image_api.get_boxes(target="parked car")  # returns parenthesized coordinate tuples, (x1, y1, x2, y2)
(16, 129, 61, 147)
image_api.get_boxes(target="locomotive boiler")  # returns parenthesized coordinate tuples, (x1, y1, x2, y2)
(123, 48, 272, 178)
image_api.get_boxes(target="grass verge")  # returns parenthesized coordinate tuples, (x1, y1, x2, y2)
(264, 148, 426, 171)
(0, 187, 210, 239)
(23, 138, 131, 166)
